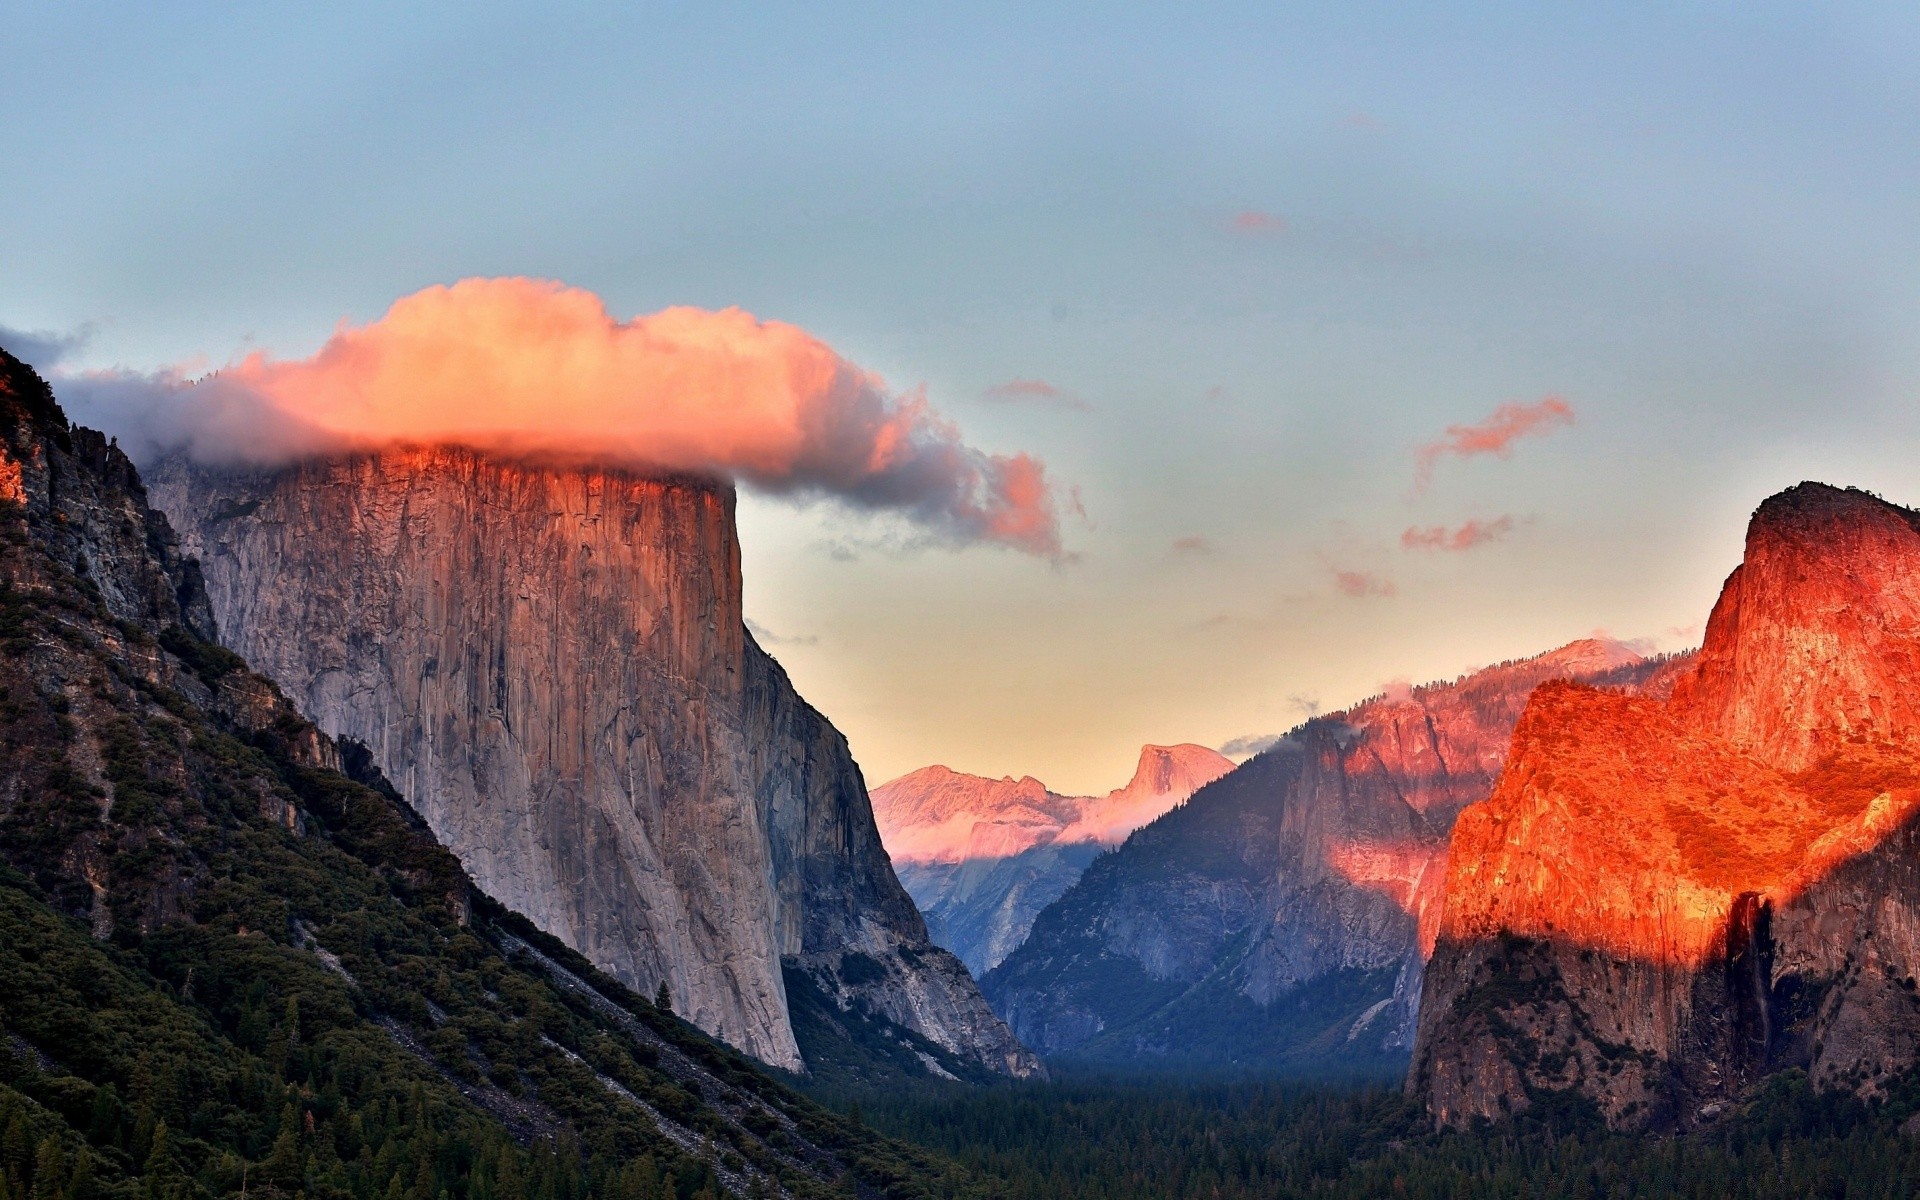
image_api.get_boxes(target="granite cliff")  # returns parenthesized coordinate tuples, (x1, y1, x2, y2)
(1411, 483, 1920, 1130)
(146, 451, 1039, 1080)
(0, 345, 984, 1197)
(873, 744, 1231, 975)
(984, 640, 1662, 1072)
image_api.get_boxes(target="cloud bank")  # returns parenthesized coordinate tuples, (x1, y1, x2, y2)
(1414, 395, 1574, 490)
(1401, 515, 1515, 552)
(57, 278, 1065, 556)
(0, 324, 89, 371)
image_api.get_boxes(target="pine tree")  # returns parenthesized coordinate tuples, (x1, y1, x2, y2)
(29, 1138, 64, 1200)
(654, 982, 671, 1014)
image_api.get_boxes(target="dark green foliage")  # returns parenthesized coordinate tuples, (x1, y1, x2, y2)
(1061, 965, 1407, 1079)
(154, 627, 244, 688)
(0, 350, 991, 1200)
(842, 1068, 1920, 1199)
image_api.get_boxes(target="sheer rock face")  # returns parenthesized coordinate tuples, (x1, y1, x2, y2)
(982, 641, 1661, 1068)
(1411, 483, 1920, 1130)
(146, 450, 1039, 1078)
(873, 744, 1232, 976)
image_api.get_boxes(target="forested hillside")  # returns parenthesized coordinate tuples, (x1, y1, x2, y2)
(0, 346, 979, 1200)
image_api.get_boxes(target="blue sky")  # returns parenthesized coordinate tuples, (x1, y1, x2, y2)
(8, 3, 1920, 790)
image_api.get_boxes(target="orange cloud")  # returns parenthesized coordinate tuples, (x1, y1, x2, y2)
(983, 377, 1091, 411)
(1400, 515, 1515, 552)
(1414, 395, 1574, 490)
(1333, 568, 1396, 598)
(67, 278, 1065, 556)
(1230, 210, 1289, 235)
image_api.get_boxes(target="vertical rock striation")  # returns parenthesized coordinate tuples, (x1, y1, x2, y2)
(1411, 483, 1920, 1129)
(146, 450, 1038, 1078)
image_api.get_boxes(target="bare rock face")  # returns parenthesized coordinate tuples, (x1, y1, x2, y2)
(983, 640, 1661, 1071)
(873, 744, 1232, 976)
(1411, 483, 1920, 1130)
(146, 450, 1039, 1078)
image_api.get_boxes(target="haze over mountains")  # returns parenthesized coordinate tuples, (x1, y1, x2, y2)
(872, 744, 1231, 975)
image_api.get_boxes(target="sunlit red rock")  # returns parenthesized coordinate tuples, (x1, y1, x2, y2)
(983, 639, 1667, 1065)
(1412, 483, 1920, 1130)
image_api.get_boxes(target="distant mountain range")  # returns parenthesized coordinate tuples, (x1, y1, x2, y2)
(872, 744, 1232, 975)
(980, 639, 1664, 1075)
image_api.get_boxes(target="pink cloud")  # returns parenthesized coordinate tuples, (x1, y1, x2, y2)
(1414, 395, 1575, 491)
(1172, 534, 1214, 554)
(1339, 111, 1384, 131)
(63, 278, 1066, 557)
(1230, 210, 1289, 235)
(984, 377, 1092, 411)
(1400, 515, 1515, 552)
(1333, 568, 1397, 598)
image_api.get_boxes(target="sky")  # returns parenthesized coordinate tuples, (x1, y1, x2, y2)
(7, 3, 1920, 794)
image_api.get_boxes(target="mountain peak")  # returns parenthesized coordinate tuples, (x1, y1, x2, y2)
(1119, 743, 1235, 802)
(1674, 480, 1920, 770)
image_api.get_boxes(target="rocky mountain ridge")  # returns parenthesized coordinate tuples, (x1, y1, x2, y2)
(146, 449, 1039, 1080)
(872, 744, 1232, 976)
(0, 344, 984, 1198)
(1411, 483, 1920, 1130)
(982, 639, 1666, 1073)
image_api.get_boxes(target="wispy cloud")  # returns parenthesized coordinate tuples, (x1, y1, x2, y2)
(1229, 210, 1289, 235)
(746, 618, 819, 648)
(1400, 515, 1515, 552)
(1338, 111, 1384, 131)
(1332, 568, 1396, 598)
(983, 378, 1092, 412)
(1172, 534, 1214, 554)
(0, 323, 91, 371)
(1414, 395, 1575, 491)
(1219, 733, 1286, 758)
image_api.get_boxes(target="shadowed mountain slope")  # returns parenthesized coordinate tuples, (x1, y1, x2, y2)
(983, 640, 1668, 1075)
(873, 745, 1231, 976)
(0, 345, 988, 1199)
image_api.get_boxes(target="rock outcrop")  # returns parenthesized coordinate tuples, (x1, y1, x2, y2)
(983, 640, 1662, 1072)
(146, 450, 1039, 1078)
(0, 345, 986, 1196)
(874, 744, 1232, 975)
(1411, 483, 1920, 1129)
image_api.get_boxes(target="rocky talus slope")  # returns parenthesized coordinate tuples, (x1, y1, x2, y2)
(0, 345, 986, 1199)
(873, 744, 1231, 976)
(983, 641, 1664, 1072)
(146, 452, 1038, 1080)
(1411, 484, 1920, 1130)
